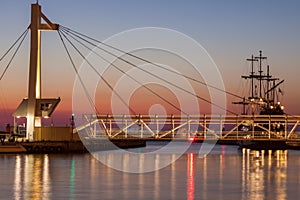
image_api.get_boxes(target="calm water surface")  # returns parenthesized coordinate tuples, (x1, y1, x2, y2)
(1, 142, 300, 200)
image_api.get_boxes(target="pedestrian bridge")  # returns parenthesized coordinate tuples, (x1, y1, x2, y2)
(75, 114, 300, 141)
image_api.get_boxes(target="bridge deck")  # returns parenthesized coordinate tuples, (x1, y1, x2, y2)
(75, 114, 300, 142)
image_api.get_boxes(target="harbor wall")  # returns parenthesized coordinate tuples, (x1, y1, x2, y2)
(34, 127, 80, 141)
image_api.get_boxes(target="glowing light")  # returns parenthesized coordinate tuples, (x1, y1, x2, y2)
(188, 137, 195, 142)
(281, 106, 284, 110)
(270, 106, 274, 109)
(255, 151, 260, 158)
(277, 102, 281, 105)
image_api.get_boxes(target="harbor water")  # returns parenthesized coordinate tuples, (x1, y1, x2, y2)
(1, 142, 300, 199)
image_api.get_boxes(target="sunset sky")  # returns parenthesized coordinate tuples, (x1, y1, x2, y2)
(0, 0, 300, 128)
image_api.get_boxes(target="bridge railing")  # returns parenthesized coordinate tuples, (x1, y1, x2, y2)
(75, 114, 300, 140)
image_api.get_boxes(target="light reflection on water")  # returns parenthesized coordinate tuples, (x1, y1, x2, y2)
(1, 143, 300, 199)
(241, 149, 288, 200)
(12, 155, 51, 200)
(187, 153, 194, 200)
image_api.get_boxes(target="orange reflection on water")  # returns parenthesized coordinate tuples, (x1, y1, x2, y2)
(31, 157, 42, 200)
(14, 155, 51, 200)
(187, 153, 194, 200)
(14, 155, 22, 200)
(241, 149, 287, 200)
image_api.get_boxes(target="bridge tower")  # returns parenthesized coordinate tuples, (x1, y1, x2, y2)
(14, 2, 60, 141)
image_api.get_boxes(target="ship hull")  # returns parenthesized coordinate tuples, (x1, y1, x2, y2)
(237, 140, 300, 150)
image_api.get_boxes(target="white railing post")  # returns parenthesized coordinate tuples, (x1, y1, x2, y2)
(93, 122, 97, 137)
(236, 115, 239, 139)
(156, 115, 159, 138)
(139, 114, 143, 138)
(124, 115, 128, 138)
(187, 115, 190, 138)
(109, 115, 112, 137)
(219, 115, 223, 139)
(285, 115, 287, 140)
(268, 116, 271, 140)
(204, 114, 207, 139)
(252, 117, 255, 139)
(171, 114, 175, 138)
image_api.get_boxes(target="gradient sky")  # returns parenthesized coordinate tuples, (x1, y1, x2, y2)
(0, 0, 300, 127)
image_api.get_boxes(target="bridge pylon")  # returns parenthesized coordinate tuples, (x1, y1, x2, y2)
(13, 3, 60, 141)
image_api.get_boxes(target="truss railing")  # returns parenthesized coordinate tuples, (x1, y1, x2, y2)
(75, 114, 300, 141)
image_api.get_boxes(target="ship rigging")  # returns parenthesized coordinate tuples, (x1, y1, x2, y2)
(233, 50, 285, 115)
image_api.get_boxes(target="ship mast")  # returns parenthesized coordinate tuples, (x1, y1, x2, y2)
(255, 50, 267, 98)
(246, 55, 258, 99)
(233, 50, 284, 115)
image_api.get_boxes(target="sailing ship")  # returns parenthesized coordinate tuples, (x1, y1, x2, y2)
(234, 50, 290, 149)
(233, 50, 284, 116)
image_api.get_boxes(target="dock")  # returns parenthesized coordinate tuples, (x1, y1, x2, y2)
(0, 126, 146, 154)
(0, 144, 26, 153)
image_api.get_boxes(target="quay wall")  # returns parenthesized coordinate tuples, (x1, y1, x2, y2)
(34, 127, 80, 141)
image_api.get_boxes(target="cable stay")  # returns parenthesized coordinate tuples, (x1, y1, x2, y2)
(0, 27, 29, 123)
(58, 30, 137, 115)
(59, 26, 237, 115)
(0, 27, 29, 63)
(60, 25, 244, 100)
(59, 28, 188, 116)
(0, 28, 29, 80)
(58, 30, 101, 116)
